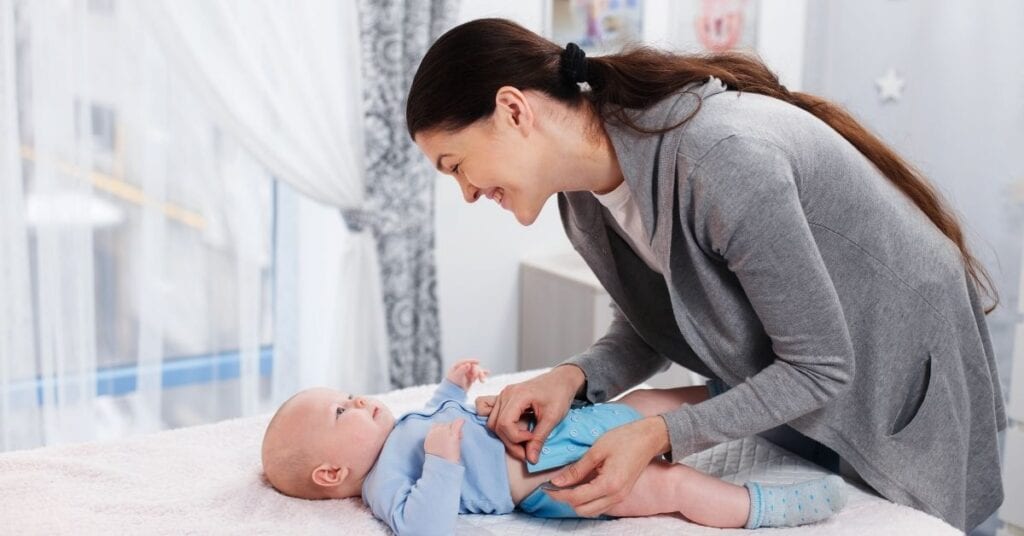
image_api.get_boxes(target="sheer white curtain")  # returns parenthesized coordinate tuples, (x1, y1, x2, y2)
(0, 0, 278, 451)
(137, 0, 390, 403)
(0, 0, 100, 449)
(0, 0, 37, 449)
(1, 0, 382, 452)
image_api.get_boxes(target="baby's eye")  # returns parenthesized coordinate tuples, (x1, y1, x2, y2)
(336, 407, 345, 417)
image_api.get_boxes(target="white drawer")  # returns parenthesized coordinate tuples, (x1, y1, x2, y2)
(1002, 425, 1024, 529)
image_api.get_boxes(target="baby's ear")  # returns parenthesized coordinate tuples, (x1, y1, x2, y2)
(311, 464, 350, 489)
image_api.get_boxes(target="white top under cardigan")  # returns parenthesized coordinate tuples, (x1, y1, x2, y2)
(593, 180, 663, 274)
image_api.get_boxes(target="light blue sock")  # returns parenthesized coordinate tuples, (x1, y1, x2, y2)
(744, 475, 847, 528)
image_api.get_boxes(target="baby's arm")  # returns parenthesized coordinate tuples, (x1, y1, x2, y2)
(369, 421, 466, 536)
(425, 359, 489, 410)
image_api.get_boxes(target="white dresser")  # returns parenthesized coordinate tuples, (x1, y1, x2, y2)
(518, 250, 697, 389)
(999, 289, 1024, 534)
(998, 239, 1024, 535)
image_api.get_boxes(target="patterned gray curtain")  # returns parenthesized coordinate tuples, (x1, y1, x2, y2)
(351, 0, 458, 388)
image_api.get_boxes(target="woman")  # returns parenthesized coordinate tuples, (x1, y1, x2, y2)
(406, 18, 1005, 531)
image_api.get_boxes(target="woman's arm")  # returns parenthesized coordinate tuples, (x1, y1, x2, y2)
(562, 301, 671, 403)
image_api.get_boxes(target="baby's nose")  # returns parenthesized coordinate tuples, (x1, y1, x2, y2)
(354, 397, 366, 408)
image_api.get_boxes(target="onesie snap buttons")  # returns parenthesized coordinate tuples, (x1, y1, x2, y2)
(569, 429, 578, 437)
(542, 447, 551, 454)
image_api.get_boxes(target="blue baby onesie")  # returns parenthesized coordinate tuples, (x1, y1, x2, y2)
(361, 380, 515, 536)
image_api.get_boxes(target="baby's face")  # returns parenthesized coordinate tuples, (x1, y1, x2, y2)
(299, 388, 396, 479)
(263, 387, 397, 499)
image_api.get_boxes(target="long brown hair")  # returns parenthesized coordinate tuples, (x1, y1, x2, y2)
(407, 18, 998, 313)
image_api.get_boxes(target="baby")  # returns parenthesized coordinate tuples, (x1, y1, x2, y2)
(261, 360, 847, 534)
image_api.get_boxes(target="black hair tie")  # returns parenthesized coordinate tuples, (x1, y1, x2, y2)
(559, 42, 589, 88)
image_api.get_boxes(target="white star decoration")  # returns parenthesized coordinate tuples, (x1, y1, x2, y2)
(875, 68, 906, 102)
(1010, 176, 1024, 204)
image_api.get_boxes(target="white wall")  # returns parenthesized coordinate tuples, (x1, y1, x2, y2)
(435, 0, 809, 376)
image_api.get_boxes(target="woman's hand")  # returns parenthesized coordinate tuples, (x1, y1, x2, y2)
(545, 416, 670, 517)
(484, 365, 586, 463)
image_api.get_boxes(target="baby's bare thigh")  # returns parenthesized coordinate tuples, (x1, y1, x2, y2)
(504, 417, 563, 504)
(616, 386, 709, 417)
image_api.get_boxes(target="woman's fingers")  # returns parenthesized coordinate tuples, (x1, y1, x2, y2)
(546, 479, 606, 511)
(549, 474, 621, 516)
(551, 450, 598, 487)
(486, 393, 534, 460)
(484, 372, 577, 462)
(570, 492, 623, 518)
(525, 410, 559, 464)
(546, 450, 623, 515)
(495, 400, 535, 444)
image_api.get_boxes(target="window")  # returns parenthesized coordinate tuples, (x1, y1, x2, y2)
(13, 0, 276, 434)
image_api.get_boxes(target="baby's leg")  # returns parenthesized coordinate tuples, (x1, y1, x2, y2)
(606, 460, 848, 528)
(609, 387, 750, 527)
(614, 385, 709, 417)
(605, 460, 750, 528)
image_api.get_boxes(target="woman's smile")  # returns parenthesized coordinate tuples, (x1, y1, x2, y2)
(489, 187, 510, 210)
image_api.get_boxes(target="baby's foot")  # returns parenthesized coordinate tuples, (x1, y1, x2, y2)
(744, 475, 847, 528)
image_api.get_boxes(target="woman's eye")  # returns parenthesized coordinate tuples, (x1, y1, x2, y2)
(451, 164, 460, 175)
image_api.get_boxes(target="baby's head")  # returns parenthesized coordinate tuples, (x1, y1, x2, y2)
(261, 387, 395, 499)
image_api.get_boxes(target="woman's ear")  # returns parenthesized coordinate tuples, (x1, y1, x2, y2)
(494, 86, 534, 134)
(311, 463, 350, 489)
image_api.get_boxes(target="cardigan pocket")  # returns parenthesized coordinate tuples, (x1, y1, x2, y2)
(887, 352, 938, 439)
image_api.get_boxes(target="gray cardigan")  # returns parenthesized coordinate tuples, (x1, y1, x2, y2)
(560, 78, 1006, 531)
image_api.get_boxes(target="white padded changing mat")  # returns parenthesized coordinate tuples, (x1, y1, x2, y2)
(0, 369, 958, 535)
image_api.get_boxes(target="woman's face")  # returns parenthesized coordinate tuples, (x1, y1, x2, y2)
(414, 90, 555, 226)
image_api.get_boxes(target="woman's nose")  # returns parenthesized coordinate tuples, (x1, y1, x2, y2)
(457, 177, 481, 203)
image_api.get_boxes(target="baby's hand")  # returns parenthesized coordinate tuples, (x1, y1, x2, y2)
(446, 358, 489, 391)
(424, 419, 465, 463)
(474, 395, 496, 416)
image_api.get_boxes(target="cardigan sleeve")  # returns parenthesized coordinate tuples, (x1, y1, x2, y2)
(562, 301, 670, 403)
(660, 134, 855, 461)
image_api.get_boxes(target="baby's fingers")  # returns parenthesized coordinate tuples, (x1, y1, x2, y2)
(475, 395, 496, 415)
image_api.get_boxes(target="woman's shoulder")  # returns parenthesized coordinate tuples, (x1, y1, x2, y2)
(679, 90, 839, 165)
